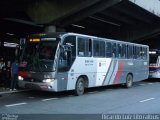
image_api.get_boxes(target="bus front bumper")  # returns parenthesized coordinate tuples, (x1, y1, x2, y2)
(18, 80, 58, 92)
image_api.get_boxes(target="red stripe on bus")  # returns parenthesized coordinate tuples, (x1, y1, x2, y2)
(114, 63, 123, 84)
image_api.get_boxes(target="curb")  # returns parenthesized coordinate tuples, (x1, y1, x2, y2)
(0, 90, 29, 95)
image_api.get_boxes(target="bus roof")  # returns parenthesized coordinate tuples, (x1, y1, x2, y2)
(28, 32, 148, 47)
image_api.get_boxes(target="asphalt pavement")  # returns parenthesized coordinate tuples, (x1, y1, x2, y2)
(0, 79, 160, 120)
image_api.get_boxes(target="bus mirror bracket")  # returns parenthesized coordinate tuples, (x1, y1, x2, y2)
(61, 44, 72, 52)
(15, 45, 19, 57)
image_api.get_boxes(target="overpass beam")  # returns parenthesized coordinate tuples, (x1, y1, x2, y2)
(59, 0, 122, 27)
(27, 0, 101, 24)
(120, 23, 160, 42)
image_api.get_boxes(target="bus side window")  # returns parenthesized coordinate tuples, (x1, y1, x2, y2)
(78, 37, 92, 57)
(122, 44, 126, 59)
(117, 43, 122, 58)
(93, 40, 98, 56)
(134, 46, 138, 59)
(129, 45, 133, 59)
(136, 46, 141, 59)
(106, 42, 112, 57)
(141, 47, 147, 60)
(144, 47, 148, 60)
(127, 45, 133, 59)
(93, 39, 105, 57)
(133, 46, 136, 59)
(112, 43, 116, 58)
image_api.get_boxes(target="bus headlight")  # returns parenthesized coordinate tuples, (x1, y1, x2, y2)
(18, 76, 24, 81)
(43, 79, 54, 83)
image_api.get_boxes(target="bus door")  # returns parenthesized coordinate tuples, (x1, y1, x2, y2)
(57, 36, 76, 91)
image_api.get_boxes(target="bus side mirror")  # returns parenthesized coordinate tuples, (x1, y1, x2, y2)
(20, 38, 26, 50)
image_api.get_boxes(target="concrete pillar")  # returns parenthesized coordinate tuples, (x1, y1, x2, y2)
(44, 25, 56, 32)
(44, 25, 67, 32)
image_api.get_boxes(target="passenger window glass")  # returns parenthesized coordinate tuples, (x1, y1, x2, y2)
(144, 47, 148, 60)
(136, 46, 140, 59)
(117, 43, 122, 58)
(133, 46, 136, 59)
(126, 45, 132, 59)
(140, 47, 147, 60)
(78, 37, 92, 57)
(112, 43, 117, 58)
(129, 45, 133, 59)
(122, 44, 126, 58)
(106, 42, 112, 57)
(93, 40, 105, 57)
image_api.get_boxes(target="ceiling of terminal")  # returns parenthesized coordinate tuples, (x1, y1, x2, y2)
(64, 1, 160, 40)
(0, 0, 160, 48)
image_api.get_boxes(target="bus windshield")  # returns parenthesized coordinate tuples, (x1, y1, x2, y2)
(21, 38, 59, 72)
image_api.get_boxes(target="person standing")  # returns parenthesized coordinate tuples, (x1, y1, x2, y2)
(0, 58, 5, 86)
(6, 61, 11, 88)
(2, 62, 7, 89)
(10, 60, 19, 90)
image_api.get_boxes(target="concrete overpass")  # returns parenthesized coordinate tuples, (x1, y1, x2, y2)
(0, 0, 160, 48)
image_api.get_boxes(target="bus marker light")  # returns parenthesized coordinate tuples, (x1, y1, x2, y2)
(29, 38, 40, 42)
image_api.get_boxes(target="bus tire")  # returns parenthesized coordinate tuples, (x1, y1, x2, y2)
(125, 74, 133, 88)
(74, 77, 85, 96)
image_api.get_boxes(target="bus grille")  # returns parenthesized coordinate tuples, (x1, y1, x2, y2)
(24, 78, 42, 82)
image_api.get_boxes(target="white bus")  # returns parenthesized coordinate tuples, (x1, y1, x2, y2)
(18, 32, 149, 95)
(149, 49, 160, 78)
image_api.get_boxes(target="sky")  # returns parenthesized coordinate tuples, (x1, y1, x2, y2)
(130, 0, 160, 17)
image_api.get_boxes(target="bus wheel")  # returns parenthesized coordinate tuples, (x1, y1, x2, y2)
(125, 74, 133, 88)
(74, 77, 85, 96)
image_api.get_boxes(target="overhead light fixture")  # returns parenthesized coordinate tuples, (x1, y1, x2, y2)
(71, 24, 85, 29)
(89, 16, 121, 27)
(149, 51, 156, 54)
(6, 33, 14, 36)
(3, 42, 18, 47)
